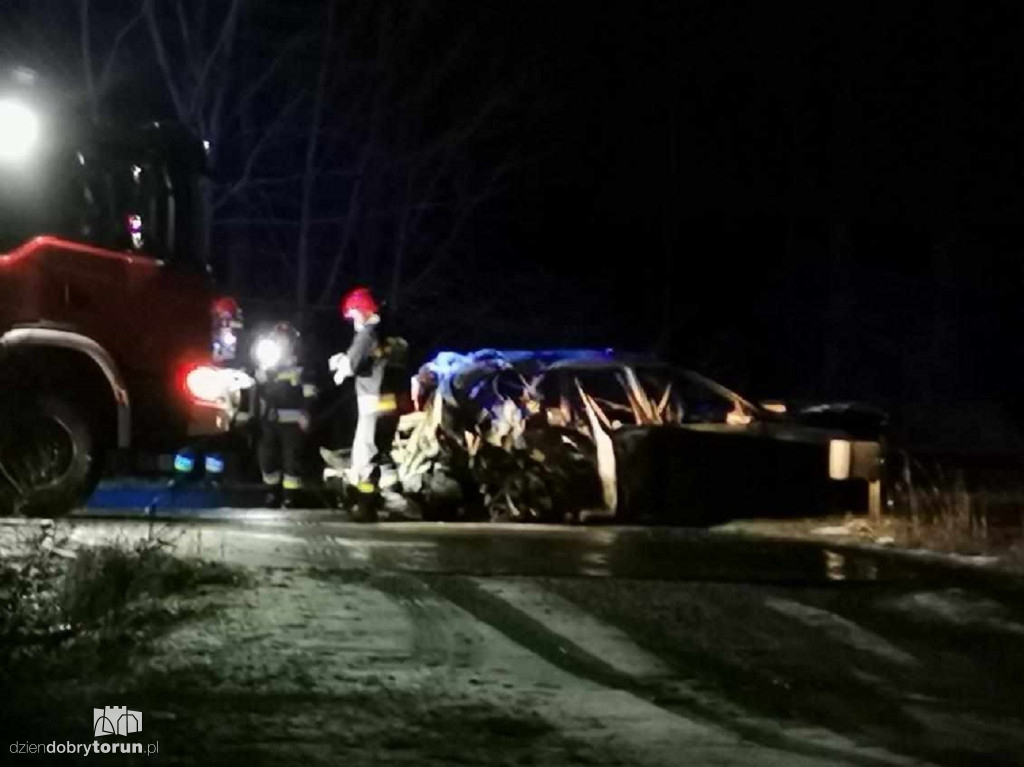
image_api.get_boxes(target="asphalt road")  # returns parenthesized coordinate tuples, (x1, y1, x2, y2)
(4, 512, 1023, 766)
(58, 507, 1024, 589)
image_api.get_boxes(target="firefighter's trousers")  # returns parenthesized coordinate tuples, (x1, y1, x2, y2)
(258, 421, 304, 489)
(351, 365, 385, 483)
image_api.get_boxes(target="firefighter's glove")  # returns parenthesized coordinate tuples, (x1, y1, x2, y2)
(329, 352, 353, 385)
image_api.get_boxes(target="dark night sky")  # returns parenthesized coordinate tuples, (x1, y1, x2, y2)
(475, 2, 1024, 449)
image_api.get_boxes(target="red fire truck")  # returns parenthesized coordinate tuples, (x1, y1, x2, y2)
(0, 94, 235, 515)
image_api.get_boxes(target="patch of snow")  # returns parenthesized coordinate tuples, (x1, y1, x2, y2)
(812, 525, 854, 536)
(881, 589, 1024, 637)
(764, 597, 918, 667)
(812, 519, 876, 537)
(473, 578, 673, 680)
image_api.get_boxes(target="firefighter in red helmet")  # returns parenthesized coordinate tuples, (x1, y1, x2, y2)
(211, 296, 244, 364)
(328, 287, 407, 518)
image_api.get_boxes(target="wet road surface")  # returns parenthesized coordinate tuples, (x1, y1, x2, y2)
(48, 508, 1024, 592)
(4, 512, 1024, 765)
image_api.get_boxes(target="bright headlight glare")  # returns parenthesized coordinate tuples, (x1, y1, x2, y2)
(185, 366, 228, 403)
(254, 337, 283, 370)
(0, 100, 40, 163)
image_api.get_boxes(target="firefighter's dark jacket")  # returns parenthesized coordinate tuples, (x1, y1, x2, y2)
(255, 365, 317, 423)
(345, 322, 380, 378)
(345, 317, 408, 378)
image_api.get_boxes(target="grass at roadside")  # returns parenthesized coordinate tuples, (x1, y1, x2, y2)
(718, 449, 1024, 568)
(2, 541, 620, 766)
(1, 522, 246, 687)
(883, 453, 1024, 559)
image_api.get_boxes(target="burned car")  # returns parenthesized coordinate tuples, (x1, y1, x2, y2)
(391, 349, 884, 524)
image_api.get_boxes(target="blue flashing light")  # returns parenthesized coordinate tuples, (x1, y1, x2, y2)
(173, 452, 195, 474)
(204, 454, 226, 475)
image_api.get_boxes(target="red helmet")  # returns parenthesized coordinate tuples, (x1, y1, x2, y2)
(339, 286, 379, 319)
(212, 296, 240, 318)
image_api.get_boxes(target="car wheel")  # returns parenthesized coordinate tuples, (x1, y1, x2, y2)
(0, 396, 101, 517)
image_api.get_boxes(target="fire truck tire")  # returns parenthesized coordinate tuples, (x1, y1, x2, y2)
(0, 396, 101, 517)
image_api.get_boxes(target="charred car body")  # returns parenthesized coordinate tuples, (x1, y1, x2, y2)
(392, 349, 884, 524)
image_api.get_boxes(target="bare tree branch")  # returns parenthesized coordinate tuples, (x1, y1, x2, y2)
(318, 146, 373, 305)
(214, 91, 306, 209)
(173, 0, 201, 82)
(79, 0, 145, 121)
(399, 154, 524, 300)
(189, 0, 244, 123)
(78, 0, 98, 122)
(228, 30, 314, 119)
(97, 8, 144, 94)
(296, 0, 338, 309)
(143, 0, 188, 120)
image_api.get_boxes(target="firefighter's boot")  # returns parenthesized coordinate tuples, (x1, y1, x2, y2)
(282, 475, 303, 510)
(349, 466, 381, 522)
(263, 486, 282, 509)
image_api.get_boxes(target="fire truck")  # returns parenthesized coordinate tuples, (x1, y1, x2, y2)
(0, 92, 236, 515)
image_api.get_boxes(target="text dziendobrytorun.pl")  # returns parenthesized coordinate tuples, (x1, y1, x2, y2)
(10, 741, 159, 756)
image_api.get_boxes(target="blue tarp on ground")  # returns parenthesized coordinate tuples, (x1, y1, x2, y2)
(86, 480, 268, 511)
(87, 482, 220, 510)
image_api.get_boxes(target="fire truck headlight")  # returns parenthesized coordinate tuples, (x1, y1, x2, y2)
(183, 365, 253, 407)
(253, 337, 284, 370)
(0, 100, 40, 163)
(185, 365, 228, 403)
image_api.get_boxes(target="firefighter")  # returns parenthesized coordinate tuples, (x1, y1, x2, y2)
(328, 287, 408, 515)
(209, 296, 254, 478)
(211, 296, 244, 364)
(173, 296, 247, 483)
(252, 322, 316, 508)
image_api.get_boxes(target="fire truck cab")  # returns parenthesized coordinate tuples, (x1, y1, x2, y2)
(0, 96, 231, 515)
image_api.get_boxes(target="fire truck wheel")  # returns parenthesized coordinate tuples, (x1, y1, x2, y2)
(0, 396, 100, 517)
